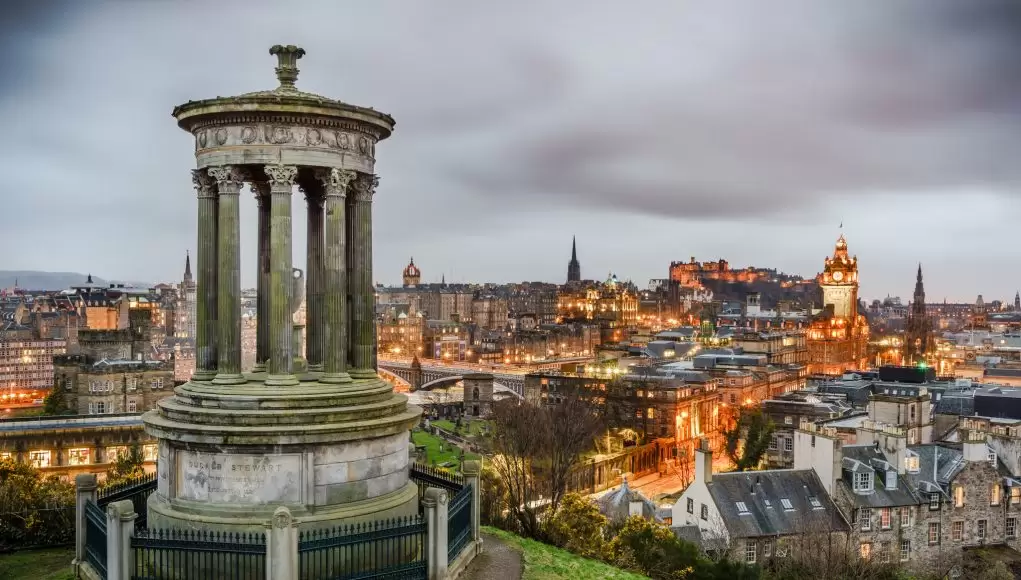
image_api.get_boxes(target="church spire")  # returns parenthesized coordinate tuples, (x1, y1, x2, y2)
(566, 236, 581, 283)
(184, 251, 193, 283)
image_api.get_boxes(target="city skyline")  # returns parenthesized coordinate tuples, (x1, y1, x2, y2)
(2, 1, 1020, 302)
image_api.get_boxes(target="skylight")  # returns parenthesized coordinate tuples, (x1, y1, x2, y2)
(736, 502, 750, 514)
(809, 496, 822, 509)
(764, 499, 772, 508)
(780, 499, 794, 510)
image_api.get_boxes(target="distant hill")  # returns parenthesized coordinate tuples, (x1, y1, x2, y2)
(0, 271, 152, 292)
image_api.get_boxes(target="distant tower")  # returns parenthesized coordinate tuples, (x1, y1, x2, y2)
(410, 355, 423, 390)
(904, 264, 932, 365)
(402, 257, 421, 288)
(567, 236, 581, 283)
(183, 250, 193, 284)
(1014, 291, 1019, 311)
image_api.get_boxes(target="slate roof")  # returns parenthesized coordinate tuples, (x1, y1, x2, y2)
(707, 469, 847, 538)
(596, 479, 662, 523)
(672, 524, 704, 545)
(904, 444, 965, 494)
(838, 445, 920, 507)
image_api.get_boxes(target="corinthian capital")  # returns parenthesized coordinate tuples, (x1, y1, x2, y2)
(351, 173, 379, 202)
(191, 169, 217, 198)
(207, 165, 246, 194)
(264, 164, 298, 191)
(314, 167, 357, 198)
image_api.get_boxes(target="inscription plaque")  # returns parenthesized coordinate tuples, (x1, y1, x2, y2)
(177, 451, 302, 504)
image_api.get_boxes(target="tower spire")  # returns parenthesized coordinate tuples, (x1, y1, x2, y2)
(566, 236, 581, 283)
(184, 251, 193, 283)
(572, 236, 577, 261)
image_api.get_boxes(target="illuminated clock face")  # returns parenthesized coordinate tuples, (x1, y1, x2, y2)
(832, 271, 844, 282)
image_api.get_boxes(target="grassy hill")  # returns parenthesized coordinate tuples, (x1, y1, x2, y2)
(484, 527, 647, 580)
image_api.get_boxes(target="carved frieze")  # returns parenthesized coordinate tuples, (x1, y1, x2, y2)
(191, 124, 378, 161)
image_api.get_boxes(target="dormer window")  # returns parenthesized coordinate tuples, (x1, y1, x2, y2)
(906, 454, 920, 473)
(854, 471, 873, 493)
(886, 471, 898, 490)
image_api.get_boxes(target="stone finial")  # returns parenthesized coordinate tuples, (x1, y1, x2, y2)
(269, 45, 306, 90)
(461, 460, 481, 477)
(271, 505, 294, 529)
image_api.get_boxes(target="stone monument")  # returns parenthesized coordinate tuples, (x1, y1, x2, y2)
(143, 45, 422, 532)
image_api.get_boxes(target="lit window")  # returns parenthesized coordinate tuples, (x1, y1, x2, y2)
(67, 448, 90, 466)
(1012, 487, 1021, 505)
(952, 521, 963, 541)
(900, 540, 911, 562)
(859, 542, 871, 560)
(953, 486, 964, 508)
(29, 450, 51, 468)
(978, 519, 987, 540)
(780, 499, 793, 510)
(0, 452, 12, 461)
(106, 446, 127, 462)
(1008, 518, 1017, 539)
(991, 484, 1002, 506)
(928, 522, 940, 545)
(736, 502, 750, 514)
(143, 444, 157, 461)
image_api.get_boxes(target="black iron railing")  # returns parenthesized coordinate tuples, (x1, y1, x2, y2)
(409, 463, 464, 513)
(297, 516, 427, 580)
(98, 473, 158, 530)
(446, 485, 472, 564)
(84, 499, 108, 579)
(131, 528, 266, 580)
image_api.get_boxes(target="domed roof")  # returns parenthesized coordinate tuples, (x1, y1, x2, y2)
(403, 257, 421, 278)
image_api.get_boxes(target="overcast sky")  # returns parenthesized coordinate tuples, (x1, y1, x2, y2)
(2, 1, 1020, 302)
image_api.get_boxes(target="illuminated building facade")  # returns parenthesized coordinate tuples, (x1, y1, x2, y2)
(807, 234, 869, 375)
(904, 265, 933, 365)
(402, 257, 421, 287)
(557, 274, 638, 328)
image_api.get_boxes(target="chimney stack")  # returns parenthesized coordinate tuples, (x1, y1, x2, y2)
(694, 438, 713, 484)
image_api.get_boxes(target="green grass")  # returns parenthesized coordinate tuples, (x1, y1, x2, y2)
(0, 546, 75, 580)
(411, 428, 479, 471)
(484, 527, 648, 580)
(433, 419, 490, 437)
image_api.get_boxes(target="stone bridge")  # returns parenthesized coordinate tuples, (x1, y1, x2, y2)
(378, 361, 525, 397)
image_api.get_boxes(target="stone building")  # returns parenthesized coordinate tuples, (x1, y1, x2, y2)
(471, 295, 508, 330)
(462, 373, 494, 417)
(0, 414, 157, 480)
(175, 252, 197, 341)
(806, 234, 869, 375)
(904, 265, 934, 366)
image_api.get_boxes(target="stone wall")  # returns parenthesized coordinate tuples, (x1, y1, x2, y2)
(312, 432, 409, 506)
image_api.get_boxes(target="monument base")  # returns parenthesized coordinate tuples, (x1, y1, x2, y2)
(142, 374, 423, 534)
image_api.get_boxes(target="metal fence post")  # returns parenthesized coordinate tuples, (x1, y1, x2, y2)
(105, 499, 136, 580)
(74, 474, 98, 569)
(461, 459, 482, 552)
(266, 506, 298, 580)
(423, 487, 449, 580)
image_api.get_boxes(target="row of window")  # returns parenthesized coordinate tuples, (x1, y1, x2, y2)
(857, 540, 911, 563)
(2, 445, 158, 468)
(88, 400, 141, 414)
(951, 483, 1015, 507)
(84, 378, 165, 392)
(853, 506, 912, 530)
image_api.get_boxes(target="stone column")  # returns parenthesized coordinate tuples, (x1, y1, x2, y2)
(265, 164, 299, 386)
(305, 184, 325, 372)
(316, 168, 355, 384)
(192, 170, 218, 381)
(265, 506, 298, 580)
(348, 174, 378, 379)
(423, 487, 449, 580)
(253, 183, 271, 373)
(105, 499, 136, 580)
(73, 473, 97, 567)
(209, 166, 246, 385)
(462, 460, 482, 551)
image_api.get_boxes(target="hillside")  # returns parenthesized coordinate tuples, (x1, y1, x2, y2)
(0, 271, 150, 291)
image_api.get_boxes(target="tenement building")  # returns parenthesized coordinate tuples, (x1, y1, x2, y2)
(807, 234, 870, 375)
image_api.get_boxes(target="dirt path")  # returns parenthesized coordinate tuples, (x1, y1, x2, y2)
(460, 532, 524, 580)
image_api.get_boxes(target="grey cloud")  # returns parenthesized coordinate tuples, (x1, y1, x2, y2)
(0, 0, 1019, 299)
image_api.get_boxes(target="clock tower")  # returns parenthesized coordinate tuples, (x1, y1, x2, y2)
(819, 234, 858, 319)
(807, 233, 869, 375)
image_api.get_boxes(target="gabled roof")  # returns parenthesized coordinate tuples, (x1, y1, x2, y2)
(707, 469, 847, 538)
(838, 445, 920, 507)
(596, 479, 662, 523)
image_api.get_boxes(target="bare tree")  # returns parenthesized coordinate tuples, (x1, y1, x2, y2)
(489, 392, 603, 541)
